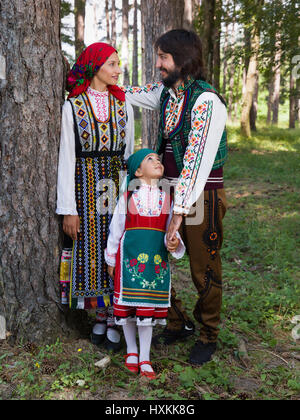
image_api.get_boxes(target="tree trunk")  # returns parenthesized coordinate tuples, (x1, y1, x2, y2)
(289, 70, 296, 129)
(272, 32, 281, 125)
(201, 0, 215, 84)
(0, 0, 67, 344)
(222, 13, 230, 97)
(132, 0, 140, 119)
(106, 0, 110, 42)
(250, 70, 259, 131)
(240, 0, 263, 138)
(212, 0, 221, 90)
(141, 0, 185, 148)
(240, 30, 260, 137)
(75, 0, 86, 57)
(266, 76, 274, 124)
(182, 0, 194, 30)
(111, 0, 117, 48)
(121, 0, 130, 85)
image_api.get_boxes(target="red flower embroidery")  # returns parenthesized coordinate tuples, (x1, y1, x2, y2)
(138, 263, 146, 273)
(130, 259, 138, 267)
(155, 265, 160, 274)
(161, 261, 167, 269)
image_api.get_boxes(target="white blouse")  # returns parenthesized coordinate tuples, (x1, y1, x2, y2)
(56, 88, 135, 216)
(104, 183, 186, 267)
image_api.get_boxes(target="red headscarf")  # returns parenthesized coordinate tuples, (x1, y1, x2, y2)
(67, 42, 125, 101)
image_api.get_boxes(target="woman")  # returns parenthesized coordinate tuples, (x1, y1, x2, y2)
(57, 43, 134, 350)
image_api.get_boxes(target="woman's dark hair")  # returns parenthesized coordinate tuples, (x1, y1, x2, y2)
(155, 29, 206, 82)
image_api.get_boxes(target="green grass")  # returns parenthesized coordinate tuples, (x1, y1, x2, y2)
(0, 124, 299, 400)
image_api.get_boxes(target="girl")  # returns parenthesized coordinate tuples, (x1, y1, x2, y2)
(57, 43, 134, 350)
(105, 149, 185, 379)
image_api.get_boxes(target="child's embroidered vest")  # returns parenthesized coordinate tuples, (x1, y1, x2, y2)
(157, 79, 228, 173)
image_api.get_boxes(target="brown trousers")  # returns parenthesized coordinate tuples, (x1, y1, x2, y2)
(168, 188, 227, 343)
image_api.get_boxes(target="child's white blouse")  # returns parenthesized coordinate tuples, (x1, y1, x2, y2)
(105, 184, 186, 267)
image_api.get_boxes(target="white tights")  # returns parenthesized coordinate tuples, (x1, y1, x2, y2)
(123, 323, 153, 373)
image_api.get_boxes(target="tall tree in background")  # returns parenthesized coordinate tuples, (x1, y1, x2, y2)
(75, 0, 86, 56)
(240, 0, 264, 137)
(132, 0, 140, 118)
(121, 0, 130, 85)
(140, 0, 187, 148)
(200, 0, 216, 83)
(111, 0, 117, 47)
(213, 0, 222, 90)
(0, 0, 66, 343)
(106, 0, 110, 42)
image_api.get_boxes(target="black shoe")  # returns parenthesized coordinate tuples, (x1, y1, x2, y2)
(153, 321, 195, 346)
(90, 322, 107, 346)
(189, 340, 217, 366)
(104, 327, 122, 352)
(90, 332, 106, 346)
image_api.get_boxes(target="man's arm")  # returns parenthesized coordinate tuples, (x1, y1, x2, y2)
(173, 92, 227, 215)
(124, 82, 164, 111)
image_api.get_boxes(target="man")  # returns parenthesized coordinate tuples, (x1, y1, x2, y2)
(124, 29, 228, 365)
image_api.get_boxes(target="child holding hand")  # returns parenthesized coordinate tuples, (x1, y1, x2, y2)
(105, 149, 185, 379)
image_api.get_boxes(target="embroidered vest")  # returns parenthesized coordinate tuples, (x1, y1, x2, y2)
(69, 91, 127, 156)
(157, 80, 228, 173)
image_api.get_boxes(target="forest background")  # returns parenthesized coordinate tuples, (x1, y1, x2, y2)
(0, 0, 299, 400)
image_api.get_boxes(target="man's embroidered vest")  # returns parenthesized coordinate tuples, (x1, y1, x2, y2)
(157, 80, 228, 173)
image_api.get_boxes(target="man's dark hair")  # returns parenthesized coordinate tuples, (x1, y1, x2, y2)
(155, 29, 206, 82)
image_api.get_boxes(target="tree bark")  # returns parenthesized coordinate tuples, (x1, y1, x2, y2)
(240, 30, 260, 137)
(182, 0, 194, 30)
(106, 0, 110, 42)
(75, 0, 86, 57)
(272, 31, 281, 125)
(212, 0, 221, 90)
(0, 0, 68, 343)
(289, 70, 296, 129)
(121, 0, 130, 85)
(111, 0, 117, 48)
(267, 76, 274, 124)
(250, 70, 259, 131)
(240, 0, 263, 137)
(132, 0, 140, 119)
(141, 0, 185, 148)
(201, 0, 215, 84)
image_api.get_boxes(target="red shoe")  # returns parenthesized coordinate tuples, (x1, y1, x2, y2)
(124, 353, 139, 374)
(139, 361, 156, 380)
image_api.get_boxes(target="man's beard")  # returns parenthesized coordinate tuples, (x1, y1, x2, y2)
(160, 67, 181, 88)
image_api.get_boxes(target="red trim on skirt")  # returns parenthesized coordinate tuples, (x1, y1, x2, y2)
(114, 301, 168, 320)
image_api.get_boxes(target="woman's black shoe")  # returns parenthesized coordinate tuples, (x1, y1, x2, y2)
(90, 332, 106, 346)
(104, 327, 122, 352)
(189, 340, 217, 365)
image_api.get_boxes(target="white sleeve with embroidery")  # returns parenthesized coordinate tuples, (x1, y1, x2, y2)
(124, 101, 135, 160)
(56, 101, 78, 216)
(174, 92, 227, 215)
(105, 194, 127, 267)
(164, 202, 186, 259)
(124, 82, 164, 110)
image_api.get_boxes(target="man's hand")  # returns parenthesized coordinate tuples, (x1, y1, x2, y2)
(167, 236, 180, 253)
(63, 215, 80, 241)
(107, 266, 115, 280)
(167, 214, 183, 242)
